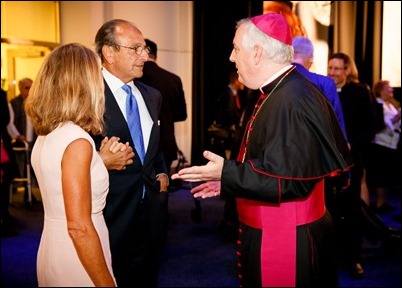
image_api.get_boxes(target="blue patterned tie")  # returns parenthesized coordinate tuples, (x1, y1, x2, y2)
(122, 84, 145, 163)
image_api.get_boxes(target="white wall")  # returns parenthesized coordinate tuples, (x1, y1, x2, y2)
(382, 1, 401, 87)
(60, 1, 193, 163)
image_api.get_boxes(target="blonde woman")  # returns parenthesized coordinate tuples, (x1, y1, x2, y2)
(25, 43, 124, 287)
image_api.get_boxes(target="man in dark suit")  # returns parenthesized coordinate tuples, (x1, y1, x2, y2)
(94, 19, 169, 287)
(327, 52, 377, 279)
(139, 38, 187, 175)
(7, 78, 35, 146)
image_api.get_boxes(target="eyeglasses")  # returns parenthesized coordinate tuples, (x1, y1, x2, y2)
(115, 44, 150, 55)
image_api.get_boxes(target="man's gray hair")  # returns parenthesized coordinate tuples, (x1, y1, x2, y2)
(292, 36, 314, 58)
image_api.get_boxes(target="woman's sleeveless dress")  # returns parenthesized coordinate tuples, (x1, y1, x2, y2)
(32, 122, 114, 286)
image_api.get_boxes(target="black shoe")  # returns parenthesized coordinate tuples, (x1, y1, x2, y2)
(349, 262, 365, 279)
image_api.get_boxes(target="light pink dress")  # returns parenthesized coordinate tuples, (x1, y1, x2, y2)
(32, 122, 115, 287)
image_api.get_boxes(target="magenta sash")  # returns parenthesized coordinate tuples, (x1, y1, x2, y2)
(236, 179, 325, 287)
